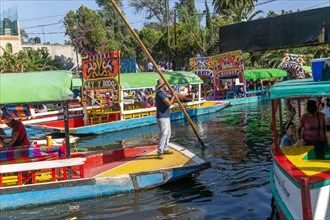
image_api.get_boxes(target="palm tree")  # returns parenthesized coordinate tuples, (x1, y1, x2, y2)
(223, 1, 263, 22)
(212, 0, 256, 15)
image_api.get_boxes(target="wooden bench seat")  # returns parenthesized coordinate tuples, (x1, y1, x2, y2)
(0, 157, 86, 187)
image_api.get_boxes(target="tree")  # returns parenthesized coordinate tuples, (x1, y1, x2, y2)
(138, 27, 164, 69)
(63, 6, 108, 56)
(176, 6, 206, 53)
(96, 0, 137, 59)
(169, 22, 205, 70)
(178, 0, 195, 17)
(20, 29, 29, 44)
(205, 0, 214, 48)
(129, 0, 170, 30)
(0, 47, 59, 73)
(212, 0, 256, 15)
(222, 1, 263, 22)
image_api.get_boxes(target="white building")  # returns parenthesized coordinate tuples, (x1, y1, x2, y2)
(1, 7, 79, 68)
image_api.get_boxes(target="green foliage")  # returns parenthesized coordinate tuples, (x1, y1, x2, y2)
(20, 29, 29, 43)
(169, 22, 204, 70)
(129, 0, 168, 29)
(222, 1, 263, 22)
(243, 44, 330, 70)
(176, 5, 206, 52)
(0, 47, 60, 73)
(138, 28, 164, 68)
(94, 1, 138, 59)
(212, 0, 256, 14)
(63, 6, 108, 56)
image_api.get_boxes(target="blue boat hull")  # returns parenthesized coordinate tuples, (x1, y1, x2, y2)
(0, 162, 210, 210)
(226, 95, 270, 105)
(71, 103, 227, 134)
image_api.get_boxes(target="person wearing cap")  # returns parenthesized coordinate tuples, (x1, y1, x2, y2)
(0, 112, 30, 147)
(155, 78, 177, 159)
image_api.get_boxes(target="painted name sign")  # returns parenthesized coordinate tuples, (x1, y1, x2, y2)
(82, 51, 120, 79)
(274, 166, 290, 199)
(189, 50, 244, 83)
(278, 53, 305, 78)
(81, 78, 120, 104)
(192, 70, 214, 83)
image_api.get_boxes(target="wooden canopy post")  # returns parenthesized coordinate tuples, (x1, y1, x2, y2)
(109, 0, 205, 147)
(63, 101, 72, 179)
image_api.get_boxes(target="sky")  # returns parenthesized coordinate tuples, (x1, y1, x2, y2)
(0, 0, 329, 44)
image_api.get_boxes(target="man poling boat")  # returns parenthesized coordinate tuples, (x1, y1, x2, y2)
(109, 0, 206, 147)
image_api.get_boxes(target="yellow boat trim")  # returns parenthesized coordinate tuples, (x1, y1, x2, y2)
(97, 148, 194, 177)
(201, 101, 218, 107)
(281, 145, 330, 177)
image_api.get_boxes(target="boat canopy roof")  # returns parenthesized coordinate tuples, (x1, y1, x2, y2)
(119, 71, 203, 90)
(0, 70, 74, 105)
(270, 78, 330, 99)
(244, 69, 288, 80)
(72, 77, 83, 90)
(302, 66, 312, 73)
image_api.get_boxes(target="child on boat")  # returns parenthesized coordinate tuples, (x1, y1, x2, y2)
(280, 121, 301, 147)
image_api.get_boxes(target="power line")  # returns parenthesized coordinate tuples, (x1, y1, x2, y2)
(303, 2, 329, 9)
(21, 21, 63, 29)
(26, 32, 65, 35)
(255, 0, 276, 7)
(20, 14, 66, 21)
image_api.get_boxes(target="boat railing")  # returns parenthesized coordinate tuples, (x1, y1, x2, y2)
(18, 106, 106, 126)
(245, 89, 269, 96)
(120, 100, 205, 120)
(0, 157, 86, 187)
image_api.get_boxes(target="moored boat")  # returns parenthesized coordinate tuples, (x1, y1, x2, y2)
(0, 142, 210, 210)
(29, 71, 228, 135)
(189, 50, 289, 105)
(0, 70, 211, 210)
(268, 78, 330, 219)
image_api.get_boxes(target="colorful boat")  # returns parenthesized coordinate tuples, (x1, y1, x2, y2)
(0, 70, 210, 210)
(268, 78, 330, 220)
(225, 68, 288, 105)
(189, 51, 289, 105)
(28, 71, 228, 135)
(0, 142, 210, 210)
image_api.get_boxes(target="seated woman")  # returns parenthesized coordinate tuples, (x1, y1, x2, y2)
(280, 121, 301, 147)
(146, 97, 155, 108)
(297, 100, 328, 159)
(0, 115, 30, 148)
(141, 97, 155, 108)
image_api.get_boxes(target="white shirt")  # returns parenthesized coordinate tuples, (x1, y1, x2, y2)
(321, 106, 330, 126)
(147, 62, 153, 70)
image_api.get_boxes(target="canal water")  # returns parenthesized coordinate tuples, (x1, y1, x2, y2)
(1, 101, 276, 219)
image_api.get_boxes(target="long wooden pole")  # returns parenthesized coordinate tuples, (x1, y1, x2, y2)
(110, 0, 205, 147)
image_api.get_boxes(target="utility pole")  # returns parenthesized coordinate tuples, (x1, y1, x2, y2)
(173, 8, 177, 71)
(42, 26, 46, 43)
(165, 0, 170, 69)
(174, 9, 177, 46)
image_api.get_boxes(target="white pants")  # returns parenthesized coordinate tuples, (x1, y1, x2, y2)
(157, 117, 171, 154)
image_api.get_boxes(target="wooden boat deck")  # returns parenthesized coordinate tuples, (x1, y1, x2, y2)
(277, 145, 330, 184)
(97, 148, 194, 177)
